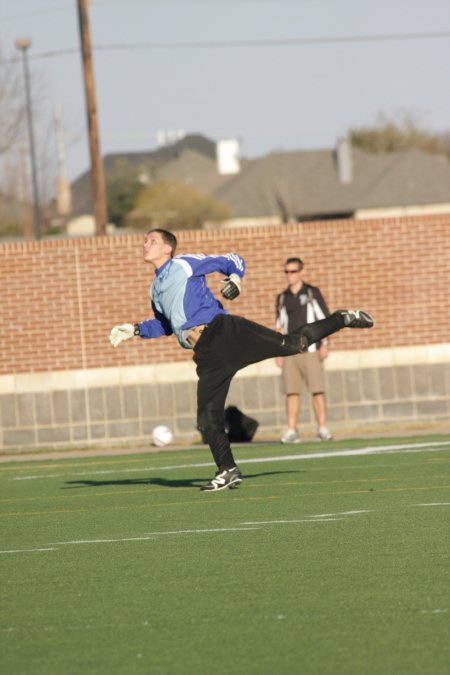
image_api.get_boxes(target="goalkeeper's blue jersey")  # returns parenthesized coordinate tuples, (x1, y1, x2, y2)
(138, 253, 245, 349)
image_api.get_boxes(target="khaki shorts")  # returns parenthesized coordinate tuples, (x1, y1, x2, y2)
(281, 351, 325, 395)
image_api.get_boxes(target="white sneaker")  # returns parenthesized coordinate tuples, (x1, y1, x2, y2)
(317, 426, 332, 441)
(281, 429, 300, 443)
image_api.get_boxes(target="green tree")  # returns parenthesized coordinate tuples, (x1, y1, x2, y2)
(106, 175, 144, 227)
(125, 180, 230, 231)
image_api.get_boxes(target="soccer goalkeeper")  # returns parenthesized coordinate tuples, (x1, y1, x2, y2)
(110, 229, 374, 492)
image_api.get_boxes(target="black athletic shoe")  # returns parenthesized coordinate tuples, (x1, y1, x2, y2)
(200, 467, 243, 492)
(341, 310, 374, 329)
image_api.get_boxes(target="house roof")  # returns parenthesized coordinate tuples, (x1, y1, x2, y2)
(69, 133, 450, 221)
(70, 134, 217, 216)
(214, 147, 450, 219)
(158, 148, 230, 194)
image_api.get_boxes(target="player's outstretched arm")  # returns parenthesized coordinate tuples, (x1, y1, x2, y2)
(220, 273, 241, 300)
(109, 323, 140, 347)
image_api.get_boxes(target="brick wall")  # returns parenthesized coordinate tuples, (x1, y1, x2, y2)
(1, 214, 450, 451)
(1, 214, 449, 375)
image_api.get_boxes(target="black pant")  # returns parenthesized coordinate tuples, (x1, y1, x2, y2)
(193, 312, 345, 471)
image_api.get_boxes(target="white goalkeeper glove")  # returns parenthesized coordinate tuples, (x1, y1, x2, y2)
(220, 273, 241, 300)
(109, 323, 139, 348)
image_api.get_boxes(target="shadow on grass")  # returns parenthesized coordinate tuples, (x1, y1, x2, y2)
(62, 469, 302, 490)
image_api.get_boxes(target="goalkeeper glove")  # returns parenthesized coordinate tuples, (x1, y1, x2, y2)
(109, 323, 140, 347)
(220, 273, 241, 300)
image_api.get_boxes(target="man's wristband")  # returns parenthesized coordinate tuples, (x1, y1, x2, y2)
(133, 323, 141, 336)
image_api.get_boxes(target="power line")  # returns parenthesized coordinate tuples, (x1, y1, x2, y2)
(1, 30, 449, 65)
(0, 0, 345, 15)
(0, 0, 357, 21)
(92, 0, 335, 4)
(93, 31, 450, 51)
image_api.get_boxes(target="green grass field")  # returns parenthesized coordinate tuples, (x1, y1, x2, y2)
(1, 434, 449, 675)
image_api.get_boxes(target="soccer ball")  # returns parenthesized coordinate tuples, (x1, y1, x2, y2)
(151, 425, 173, 447)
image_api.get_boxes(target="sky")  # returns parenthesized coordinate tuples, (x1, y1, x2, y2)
(1, 0, 450, 190)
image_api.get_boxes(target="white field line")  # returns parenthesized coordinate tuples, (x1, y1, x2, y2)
(0, 548, 56, 554)
(0, 527, 259, 554)
(49, 527, 259, 546)
(411, 502, 450, 506)
(13, 475, 61, 481)
(9, 441, 450, 481)
(310, 509, 372, 517)
(241, 510, 372, 525)
(0, 514, 366, 554)
(0, 501, 446, 555)
(419, 609, 449, 614)
(241, 518, 345, 524)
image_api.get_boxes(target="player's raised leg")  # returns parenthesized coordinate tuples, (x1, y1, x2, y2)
(291, 309, 374, 347)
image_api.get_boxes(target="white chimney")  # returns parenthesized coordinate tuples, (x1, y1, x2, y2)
(216, 139, 241, 175)
(156, 129, 186, 146)
(336, 137, 353, 184)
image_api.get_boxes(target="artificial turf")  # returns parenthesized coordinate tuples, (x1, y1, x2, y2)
(1, 435, 449, 675)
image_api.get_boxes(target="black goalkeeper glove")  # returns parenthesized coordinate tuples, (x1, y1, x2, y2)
(220, 273, 241, 300)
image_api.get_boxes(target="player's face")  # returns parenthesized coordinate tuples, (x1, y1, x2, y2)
(284, 265, 302, 287)
(143, 232, 172, 266)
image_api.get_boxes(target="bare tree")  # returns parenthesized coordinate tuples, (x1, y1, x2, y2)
(0, 43, 58, 236)
(0, 47, 26, 156)
(349, 112, 450, 158)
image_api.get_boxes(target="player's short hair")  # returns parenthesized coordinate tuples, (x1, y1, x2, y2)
(285, 257, 304, 271)
(148, 228, 177, 257)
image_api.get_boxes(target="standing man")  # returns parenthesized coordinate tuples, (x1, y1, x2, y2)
(276, 257, 334, 443)
(110, 229, 374, 492)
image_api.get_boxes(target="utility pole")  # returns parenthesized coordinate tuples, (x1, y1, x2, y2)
(54, 100, 73, 216)
(19, 144, 34, 240)
(16, 37, 41, 240)
(77, 0, 107, 236)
